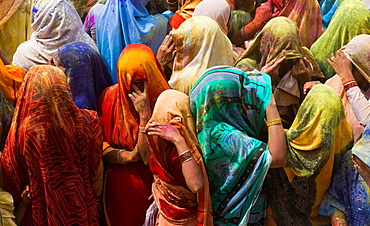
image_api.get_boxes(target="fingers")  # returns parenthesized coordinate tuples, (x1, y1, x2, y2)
(143, 80, 148, 95)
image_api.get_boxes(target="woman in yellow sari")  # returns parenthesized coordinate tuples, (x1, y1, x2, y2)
(265, 84, 353, 225)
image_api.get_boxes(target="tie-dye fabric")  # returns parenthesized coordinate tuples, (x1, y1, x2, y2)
(190, 66, 272, 225)
(57, 41, 113, 110)
(265, 84, 353, 225)
(1, 65, 103, 226)
(96, 0, 168, 83)
(310, 0, 370, 79)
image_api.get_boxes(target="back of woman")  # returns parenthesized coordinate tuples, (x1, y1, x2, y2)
(265, 84, 353, 225)
(1, 65, 103, 225)
(310, 0, 370, 79)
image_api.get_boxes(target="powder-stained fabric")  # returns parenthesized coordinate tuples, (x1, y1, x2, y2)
(1, 65, 103, 226)
(12, 0, 96, 71)
(265, 84, 353, 226)
(0, 59, 25, 106)
(169, 16, 235, 95)
(310, 0, 370, 79)
(147, 90, 213, 225)
(96, 0, 168, 83)
(57, 41, 113, 111)
(98, 44, 170, 226)
(190, 66, 272, 225)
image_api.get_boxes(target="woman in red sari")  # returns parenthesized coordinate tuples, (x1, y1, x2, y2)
(98, 43, 170, 226)
(1, 65, 103, 225)
(144, 89, 213, 225)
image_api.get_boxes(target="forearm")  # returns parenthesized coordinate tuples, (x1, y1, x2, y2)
(266, 103, 287, 168)
(102, 146, 140, 164)
(174, 137, 204, 193)
(346, 86, 370, 126)
(15, 202, 30, 223)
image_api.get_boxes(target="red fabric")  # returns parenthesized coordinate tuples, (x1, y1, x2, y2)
(1, 65, 102, 226)
(98, 44, 170, 226)
(169, 13, 187, 29)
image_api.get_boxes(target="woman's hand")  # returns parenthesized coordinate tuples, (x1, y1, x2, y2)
(353, 154, 370, 187)
(303, 81, 322, 94)
(21, 185, 31, 204)
(327, 50, 354, 83)
(157, 33, 176, 69)
(261, 56, 286, 79)
(128, 81, 151, 122)
(147, 123, 184, 144)
(292, 57, 313, 84)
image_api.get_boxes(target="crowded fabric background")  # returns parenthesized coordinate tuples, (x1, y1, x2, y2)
(0, 0, 369, 225)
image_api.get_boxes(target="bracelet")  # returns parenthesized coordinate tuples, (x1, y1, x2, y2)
(332, 217, 347, 226)
(117, 149, 126, 164)
(342, 79, 355, 86)
(265, 118, 282, 127)
(139, 126, 146, 133)
(178, 150, 194, 164)
(343, 81, 358, 91)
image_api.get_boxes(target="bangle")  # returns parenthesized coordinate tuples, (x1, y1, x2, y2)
(343, 81, 358, 91)
(342, 79, 355, 86)
(117, 149, 126, 164)
(139, 126, 146, 133)
(265, 118, 282, 127)
(178, 150, 194, 164)
(332, 217, 347, 226)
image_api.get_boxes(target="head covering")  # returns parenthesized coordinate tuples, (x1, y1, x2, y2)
(310, 0, 370, 79)
(169, 16, 236, 95)
(193, 0, 231, 34)
(147, 90, 213, 225)
(0, 0, 23, 27)
(96, 0, 168, 83)
(0, 59, 25, 106)
(57, 41, 113, 110)
(271, 0, 323, 48)
(228, 10, 252, 39)
(190, 66, 272, 225)
(1, 65, 102, 225)
(319, 122, 370, 225)
(319, 0, 342, 29)
(12, 0, 97, 71)
(265, 84, 353, 225)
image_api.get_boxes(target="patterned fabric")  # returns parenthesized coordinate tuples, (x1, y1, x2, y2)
(147, 90, 213, 225)
(0, 92, 14, 152)
(235, 17, 324, 128)
(57, 41, 113, 111)
(310, 0, 370, 79)
(265, 84, 353, 226)
(1, 65, 103, 226)
(12, 0, 96, 71)
(96, 0, 168, 83)
(193, 0, 231, 35)
(98, 44, 170, 226)
(169, 16, 235, 95)
(190, 66, 273, 225)
(0, 59, 25, 106)
(271, 0, 323, 48)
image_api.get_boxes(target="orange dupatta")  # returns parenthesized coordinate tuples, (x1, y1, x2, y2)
(0, 59, 24, 106)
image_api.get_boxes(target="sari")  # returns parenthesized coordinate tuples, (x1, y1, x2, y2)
(319, 124, 370, 225)
(98, 44, 170, 226)
(192, 0, 231, 35)
(320, 0, 343, 29)
(57, 41, 113, 111)
(235, 17, 324, 128)
(265, 84, 353, 226)
(96, 0, 169, 83)
(169, 16, 235, 95)
(84, 3, 104, 43)
(12, 0, 96, 71)
(146, 90, 213, 225)
(190, 66, 273, 225)
(310, 0, 370, 79)
(0, 59, 25, 106)
(70, 0, 88, 18)
(1, 65, 103, 226)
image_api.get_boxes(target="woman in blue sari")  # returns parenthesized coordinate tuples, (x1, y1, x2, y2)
(190, 66, 286, 225)
(50, 41, 113, 110)
(96, 0, 170, 83)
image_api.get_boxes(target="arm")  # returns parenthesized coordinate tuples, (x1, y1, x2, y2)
(147, 123, 204, 193)
(330, 209, 348, 226)
(265, 95, 287, 168)
(346, 87, 370, 125)
(15, 185, 31, 223)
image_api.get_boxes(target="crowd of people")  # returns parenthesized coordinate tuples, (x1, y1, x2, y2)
(0, 0, 369, 225)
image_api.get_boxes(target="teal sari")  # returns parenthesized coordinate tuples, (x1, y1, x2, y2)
(190, 66, 272, 225)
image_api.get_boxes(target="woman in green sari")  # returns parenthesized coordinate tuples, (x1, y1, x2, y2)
(190, 66, 286, 225)
(310, 0, 370, 79)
